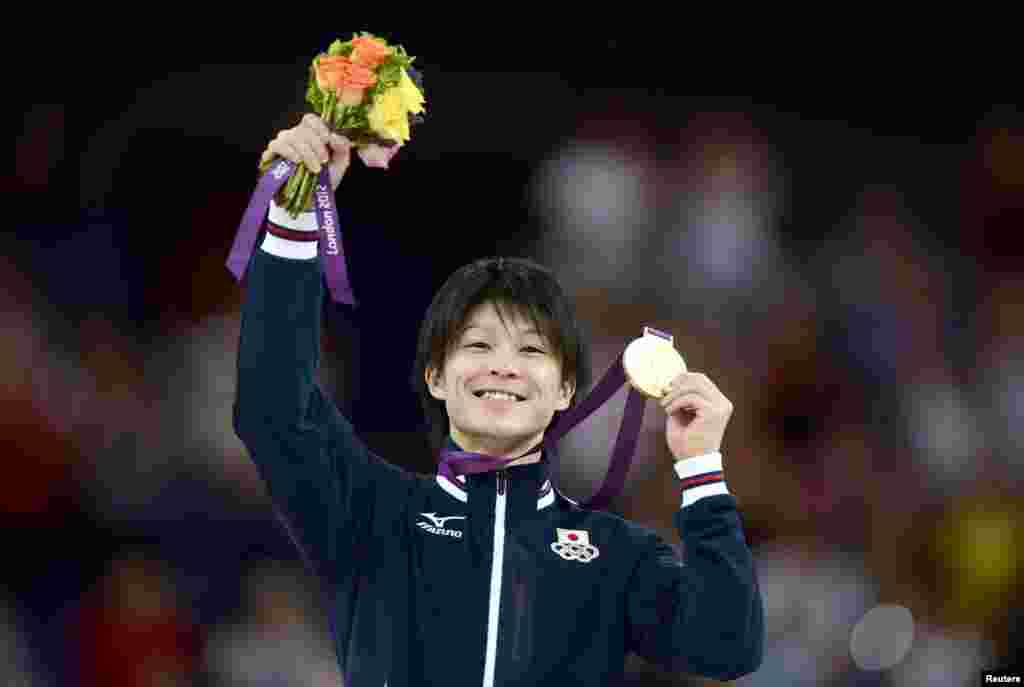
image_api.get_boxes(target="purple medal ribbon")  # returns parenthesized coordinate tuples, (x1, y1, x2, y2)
(228, 163, 665, 509)
(439, 327, 676, 509)
(226, 160, 358, 307)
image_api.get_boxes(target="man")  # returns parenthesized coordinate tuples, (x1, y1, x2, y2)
(233, 114, 764, 686)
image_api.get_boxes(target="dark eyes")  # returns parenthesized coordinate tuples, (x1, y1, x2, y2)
(467, 342, 545, 353)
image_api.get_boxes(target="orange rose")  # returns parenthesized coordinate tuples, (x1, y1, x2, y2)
(315, 55, 347, 92)
(350, 35, 392, 70)
(315, 54, 378, 105)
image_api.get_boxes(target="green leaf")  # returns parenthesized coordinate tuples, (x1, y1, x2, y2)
(306, 62, 325, 112)
(377, 63, 401, 88)
(327, 38, 354, 57)
(346, 106, 370, 131)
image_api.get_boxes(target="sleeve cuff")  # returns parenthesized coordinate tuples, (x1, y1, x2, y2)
(673, 451, 730, 508)
(260, 201, 319, 260)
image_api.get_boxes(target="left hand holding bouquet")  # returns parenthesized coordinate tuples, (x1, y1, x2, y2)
(259, 32, 427, 217)
(260, 113, 354, 193)
(229, 32, 425, 307)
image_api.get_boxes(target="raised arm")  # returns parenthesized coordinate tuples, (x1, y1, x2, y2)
(626, 372, 764, 680)
(625, 486, 764, 681)
(233, 115, 414, 585)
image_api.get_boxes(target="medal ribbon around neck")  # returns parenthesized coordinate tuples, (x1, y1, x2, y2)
(227, 171, 681, 511)
(438, 327, 684, 510)
(226, 160, 358, 306)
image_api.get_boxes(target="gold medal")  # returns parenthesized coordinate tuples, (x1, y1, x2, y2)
(622, 327, 687, 399)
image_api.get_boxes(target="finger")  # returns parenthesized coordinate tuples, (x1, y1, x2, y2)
(328, 140, 352, 164)
(660, 389, 705, 408)
(660, 380, 714, 407)
(687, 372, 733, 413)
(291, 129, 329, 161)
(329, 133, 352, 150)
(267, 140, 301, 166)
(667, 371, 725, 403)
(301, 114, 332, 146)
(301, 113, 318, 128)
(328, 149, 351, 176)
(293, 139, 324, 172)
(276, 140, 312, 168)
(662, 383, 732, 422)
(663, 392, 712, 416)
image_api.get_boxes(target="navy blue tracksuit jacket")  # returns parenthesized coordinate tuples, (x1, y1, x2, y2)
(233, 236, 764, 686)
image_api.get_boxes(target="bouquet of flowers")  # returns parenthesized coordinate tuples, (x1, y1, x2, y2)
(261, 32, 427, 217)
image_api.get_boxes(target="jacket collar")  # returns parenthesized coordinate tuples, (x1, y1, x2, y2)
(435, 435, 557, 510)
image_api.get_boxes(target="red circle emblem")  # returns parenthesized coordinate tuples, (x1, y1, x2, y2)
(568, 533, 578, 541)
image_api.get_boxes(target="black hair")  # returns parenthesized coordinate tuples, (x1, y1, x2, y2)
(410, 256, 592, 457)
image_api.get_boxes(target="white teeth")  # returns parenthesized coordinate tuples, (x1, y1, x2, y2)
(479, 391, 520, 401)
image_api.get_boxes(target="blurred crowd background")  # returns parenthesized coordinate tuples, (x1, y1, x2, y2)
(7, 27, 1022, 686)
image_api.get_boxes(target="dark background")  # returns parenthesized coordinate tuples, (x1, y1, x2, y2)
(8, 24, 1022, 686)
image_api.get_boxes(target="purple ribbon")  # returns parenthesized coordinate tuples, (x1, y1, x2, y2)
(438, 350, 647, 510)
(227, 160, 661, 509)
(226, 159, 358, 306)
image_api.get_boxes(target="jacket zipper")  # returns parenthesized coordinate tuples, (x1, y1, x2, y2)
(482, 471, 508, 687)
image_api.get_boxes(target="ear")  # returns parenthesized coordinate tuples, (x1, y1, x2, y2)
(425, 366, 447, 401)
(555, 378, 576, 412)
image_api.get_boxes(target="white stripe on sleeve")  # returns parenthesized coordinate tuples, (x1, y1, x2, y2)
(674, 452, 730, 508)
(260, 201, 319, 260)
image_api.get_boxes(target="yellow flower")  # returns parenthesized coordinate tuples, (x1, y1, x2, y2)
(368, 86, 411, 143)
(367, 69, 426, 144)
(397, 67, 426, 115)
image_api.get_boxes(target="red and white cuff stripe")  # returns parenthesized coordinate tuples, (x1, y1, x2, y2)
(674, 451, 729, 508)
(260, 201, 319, 260)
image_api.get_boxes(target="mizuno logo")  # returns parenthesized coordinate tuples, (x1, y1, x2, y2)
(417, 512, 467, 539)
(420, 512, 467, 528)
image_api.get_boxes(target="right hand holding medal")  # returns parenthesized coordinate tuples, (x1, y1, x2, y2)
(622, 327, 732, 459)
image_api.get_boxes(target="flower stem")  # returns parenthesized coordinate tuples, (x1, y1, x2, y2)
(291, 167, 312, 216)
(283, 166, 303, 215)
(298, 167, 316, 212)
(324, 91, 338, 131)
(277, 169, 294, 211)
(296, 167, 311, 214)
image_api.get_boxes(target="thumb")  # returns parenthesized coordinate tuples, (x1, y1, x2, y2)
(329, 134, 353, 155)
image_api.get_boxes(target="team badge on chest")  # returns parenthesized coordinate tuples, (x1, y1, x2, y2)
(551, 528, 600, 563)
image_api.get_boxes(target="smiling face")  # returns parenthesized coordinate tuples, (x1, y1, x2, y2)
(425, 301, 575, 459)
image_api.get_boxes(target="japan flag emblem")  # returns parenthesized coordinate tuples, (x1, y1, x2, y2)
(551, 528, 600, 563)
